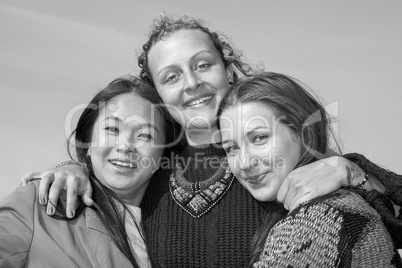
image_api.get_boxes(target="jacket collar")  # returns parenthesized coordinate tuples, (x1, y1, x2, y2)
(84, 207, 110, 235)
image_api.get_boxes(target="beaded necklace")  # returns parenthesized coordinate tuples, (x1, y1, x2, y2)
(169, 157, 235, 218)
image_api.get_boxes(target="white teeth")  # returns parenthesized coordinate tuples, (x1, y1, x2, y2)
(187, 96, 212, 107)
(110, 160, 136, 169)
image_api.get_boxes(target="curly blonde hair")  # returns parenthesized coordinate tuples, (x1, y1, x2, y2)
(137, 14, 253, 86)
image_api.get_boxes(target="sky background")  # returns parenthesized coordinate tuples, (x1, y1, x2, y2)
(0, 0, 401, 200)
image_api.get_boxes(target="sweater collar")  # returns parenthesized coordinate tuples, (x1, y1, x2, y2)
(181, 143, 226, 158)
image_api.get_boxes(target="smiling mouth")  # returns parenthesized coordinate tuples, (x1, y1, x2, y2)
(245, 172, 270, 185)
(186, 95, 213, 107)
(109, 160, 137, 169)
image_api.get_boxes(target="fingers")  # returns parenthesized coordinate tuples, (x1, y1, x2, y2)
(38, 172, 55, 205)
(66, 176, 94, 217)
(276, 177, 290, 205)
(66, 177, 79, 218)
(287, 187, 313, 212)
(279, 156, 346, 211)
(278, 170, 310, 210)
(284, 177, 314, 211)
(21, 172, 33, 186)
(82, 184, 94, 207)
(283, 182, 297, 210)
(23, 165, 91, 218)
(46, 199, 56, 215)
(278, 174, 302, 210)
(46, 173, 66, 215)
(289, 194, 312, 212)
(21, 171, 43, 186)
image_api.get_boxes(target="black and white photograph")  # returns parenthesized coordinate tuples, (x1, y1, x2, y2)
(0, 0, 401, 267)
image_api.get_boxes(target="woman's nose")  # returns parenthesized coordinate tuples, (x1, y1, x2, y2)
(117, 142, 136, 154)
(116, 133, 137, 153)
(183, 71, 201, 92)
(238, 148, 258, 171)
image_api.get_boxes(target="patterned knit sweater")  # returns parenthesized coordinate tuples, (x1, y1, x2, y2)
(141, 144, 268, 267)
(344, 153, 402, 248)
(253, 189, 402, 268)
(140, 145, 402, 268)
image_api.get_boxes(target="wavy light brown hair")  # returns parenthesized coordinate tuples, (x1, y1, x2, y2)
(219, 72, 341, 265)
(137, 14, 253, 87)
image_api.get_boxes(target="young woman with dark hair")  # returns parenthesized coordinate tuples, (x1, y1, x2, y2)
(219, 72, 401, 267)
(0, 76, 174, 267)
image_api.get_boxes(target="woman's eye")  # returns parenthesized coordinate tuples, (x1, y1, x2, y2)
(223, 145, 239, 155)
(252, 134, 269, 143)
(105, 127, 119, 133)
(196, 63, 210, 70)
(138, 133, 152, 141)
(165, 73, 179, 83)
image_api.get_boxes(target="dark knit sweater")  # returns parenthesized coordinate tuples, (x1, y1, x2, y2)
(344, 153, 402, 248)
(141, 144, 269, 267)
(141, 146, 402, 268)
(254, 189, 402, 268)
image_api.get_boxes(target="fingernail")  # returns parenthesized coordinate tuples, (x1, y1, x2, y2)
(47, 206, 54, 215)
(40, 196, 46, 205)
(68, 210, 74, 218)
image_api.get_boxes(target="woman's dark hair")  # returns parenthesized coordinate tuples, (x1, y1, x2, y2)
(54, 76, 175, 267)
(138, 14, 253, 87)
(218, 72, 342, 265)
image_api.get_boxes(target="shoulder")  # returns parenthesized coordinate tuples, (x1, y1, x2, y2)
(0, 181, 40, 264)
(314, 189, 401, 267)
(256, 189, 398, 268)
(296, 189, 378, 215)
(292, 188, 389, 232)
(285, 189, 387, 246)
(0, 180, 40, 212)
(256, 197, 346, 267)
(269, 190, 359, 251)
(0, 180, 66, 234)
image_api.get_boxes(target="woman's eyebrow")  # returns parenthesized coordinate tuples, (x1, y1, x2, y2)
(104, 116, 122, 122)
(191, 50, 213, 60)
(245, 126, 269, 136)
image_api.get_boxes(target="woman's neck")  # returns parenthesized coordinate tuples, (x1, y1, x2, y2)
(117, 187, 147, 207)
(185, 126, 222, 146)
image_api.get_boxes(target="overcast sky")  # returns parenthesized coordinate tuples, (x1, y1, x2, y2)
(1, 0, 401, 199)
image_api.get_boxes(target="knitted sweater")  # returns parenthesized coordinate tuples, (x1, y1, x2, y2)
(141, 145, 402, 268)
(344, 153, 402, 248)
(253, 189, 402, 268)
(141, 144, 268, 267)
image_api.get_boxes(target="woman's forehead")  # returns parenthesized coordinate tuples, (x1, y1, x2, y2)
(99, 94, 162, 126)
(148, 29, 217, 65)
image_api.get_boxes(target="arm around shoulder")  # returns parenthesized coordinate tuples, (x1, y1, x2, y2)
(343, 152, 402, 204)
(343, 153, 402, 249)
(0, 182, 38, 266)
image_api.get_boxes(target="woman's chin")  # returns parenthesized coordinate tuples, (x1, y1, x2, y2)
(250, 189, 276, 203)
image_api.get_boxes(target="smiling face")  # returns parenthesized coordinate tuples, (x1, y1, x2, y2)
(220, 102, 301, 202)
(89, 93, 165, 206)
(147, 29, 230, 133)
